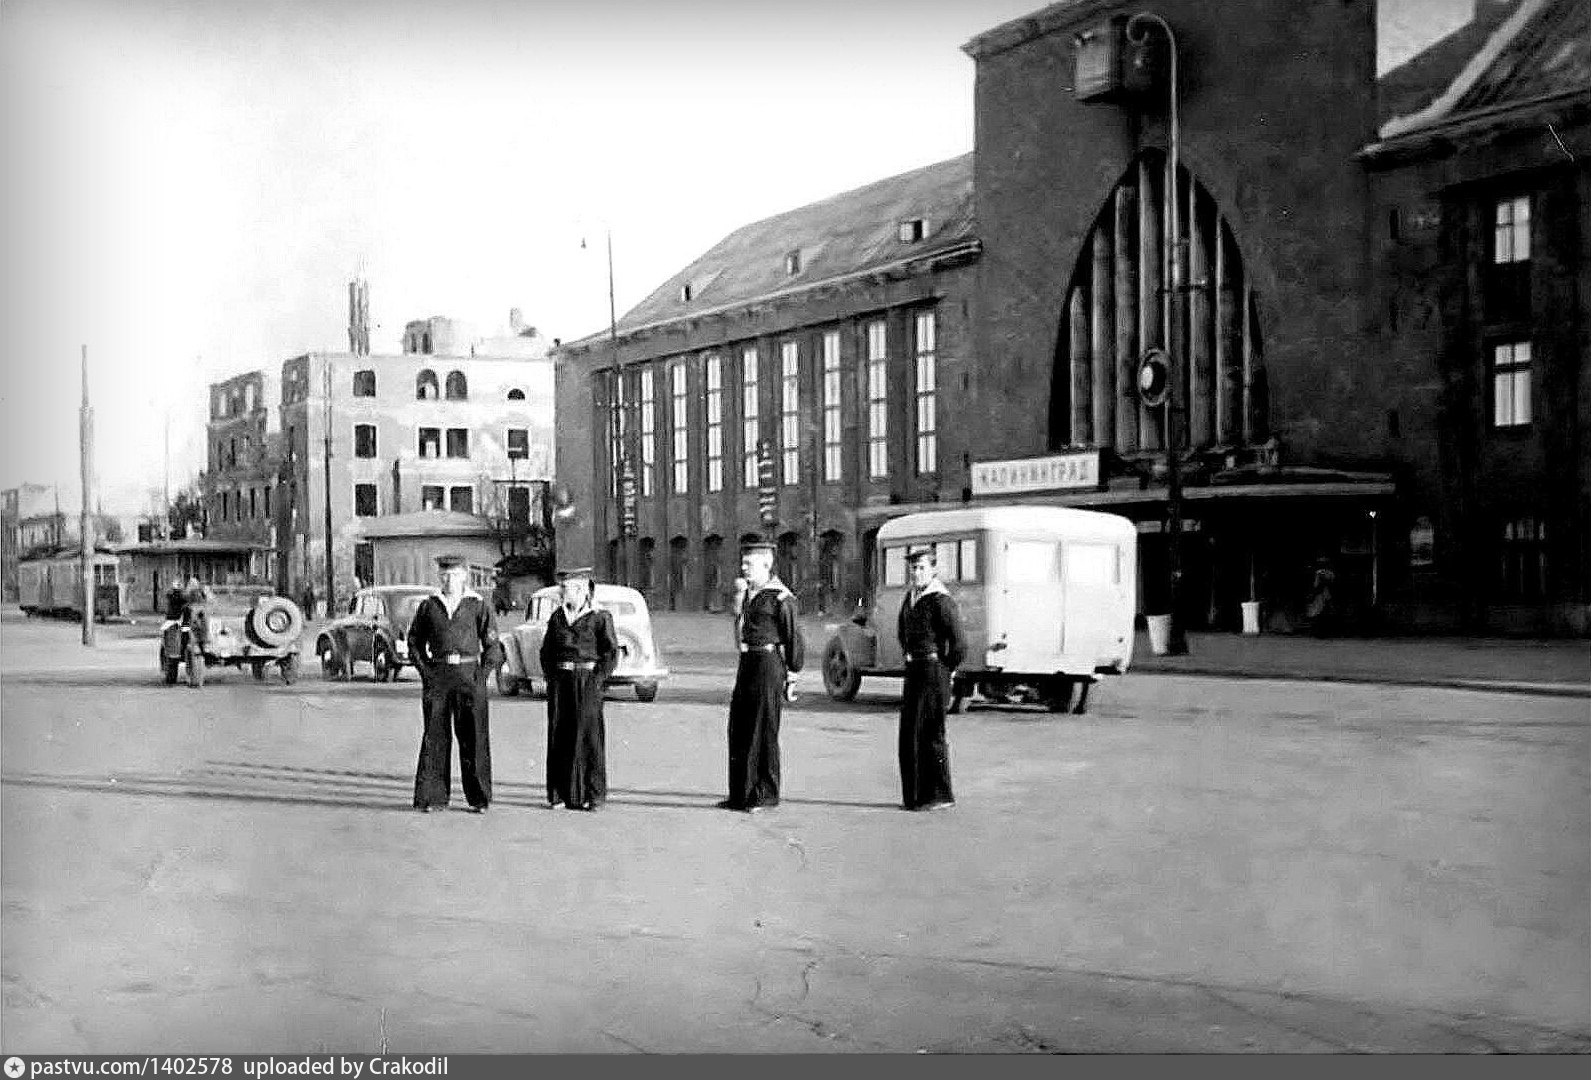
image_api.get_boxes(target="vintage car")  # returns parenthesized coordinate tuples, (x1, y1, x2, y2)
(497, 582, 669, 701)
(160, 587, 305, 687)
(821, 506, 1137, 714)
(314, 585, 434, 681)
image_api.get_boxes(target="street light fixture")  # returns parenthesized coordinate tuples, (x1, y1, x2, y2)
(1126, 10, 1188, 656)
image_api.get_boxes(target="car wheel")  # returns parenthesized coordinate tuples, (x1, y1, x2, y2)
(495, 668, 520, 696)
(280, 653, 300, 685)
(372, 647, 391, 683)
(822, 640, 861, 701)
(634, 680, 659, 703)
(186, 647, 206, 689)
(320, 646, 344, 680)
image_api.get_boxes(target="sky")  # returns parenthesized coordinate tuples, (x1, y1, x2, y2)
(1, 0, 1472, 517)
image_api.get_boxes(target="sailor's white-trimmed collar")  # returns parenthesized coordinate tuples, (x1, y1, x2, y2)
(906, 577, 950, 606)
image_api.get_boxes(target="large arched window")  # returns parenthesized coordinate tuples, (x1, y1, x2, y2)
(1051, 151, 1267, 456)
(445, 371, 468, 400)
(416, 370, 439, 400)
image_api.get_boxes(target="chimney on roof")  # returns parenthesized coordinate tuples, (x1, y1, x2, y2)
(348, 279, 371, 356)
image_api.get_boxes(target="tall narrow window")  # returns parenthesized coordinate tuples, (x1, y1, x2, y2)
(670, 361, 689, 494)
(418, 427, 440, 459)
(354, 484, 378, 517)
(445, 371, 468, 400)
(1494, 195, 1530, 264)
(507, 428, 529, 459)
(780, 341, 800, 485)
(639, 366, 656, 498)
(822, 330, 842, 483)
(914, 310, 937, 475)
(416, 370, 439, 400)
(445, 428, 469, 458)
(354, 423, 377, 458)
(1491, 341, 1532, 428)
(741, 347, 760, 489)
(865, 319, 888, 479)
(705, 353, 724, 493)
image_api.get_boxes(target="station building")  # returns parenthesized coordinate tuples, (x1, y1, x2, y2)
(552, 0, 1589, 634)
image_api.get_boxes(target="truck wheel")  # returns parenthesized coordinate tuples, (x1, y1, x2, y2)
(372, 648, 392, 683)
(634, 680, 659, 703)
(186, 648, 206, 689)
(163, 657, 180, 685)
(1045, 679, 1075, 713)
(279, 654, 300, 685)
(251, 660, 267, 681)
(823, 641, 862, 702)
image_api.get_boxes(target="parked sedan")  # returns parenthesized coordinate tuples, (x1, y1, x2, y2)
(315, 585, 432, 681)
(498, 583, 669, 701)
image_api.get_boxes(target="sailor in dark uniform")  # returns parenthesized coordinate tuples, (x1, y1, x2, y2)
(721, 540, 803, 812)
(406, 554, 504, 814)
(897, 546, 966, 811)
(539, 567, 619, 811)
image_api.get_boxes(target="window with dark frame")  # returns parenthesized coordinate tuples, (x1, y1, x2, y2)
(1490, 341, 1532, 428)
(449, 486, 473, 514)
(741, 348, 760, 489)
(822, 330, 842, 483)
(354, 423, 377, 458)
(418, 427, 441, 458)
(779, 341, 800, 485)
(354, 484, 378, 517)
(639, 367, 656, 497)
(445, 428, 469, 458)
(670, 361, 689, 495)
(865, 320, 888, 479)
(1499, 517, 1547, 600)
(507, 428, 529, 459)
(352, 370, 376, 397)
(705, 353, 724, 493)
(421, 485, 444, 511)
(914, 310, 938, 474)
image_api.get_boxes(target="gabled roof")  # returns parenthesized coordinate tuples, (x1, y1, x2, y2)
(568, 154, 976, 347)
(1370, 0, 1590, 150)
(1377, 0, 1524, 125)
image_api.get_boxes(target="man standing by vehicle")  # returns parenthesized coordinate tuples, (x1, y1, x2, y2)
(898, 546, 965, 811)
(721, 541, 803, 813)
(407, 554, 504, 814)
(539, 567, 619, 812)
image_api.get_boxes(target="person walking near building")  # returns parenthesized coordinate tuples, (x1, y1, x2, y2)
(720, 541, 803, 813)
(897, 546, 965, 811)
(539, 567, 618, 812)
(407, 554, 504, 814)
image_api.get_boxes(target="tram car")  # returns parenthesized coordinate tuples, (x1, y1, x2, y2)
(17, 548, 128, 620)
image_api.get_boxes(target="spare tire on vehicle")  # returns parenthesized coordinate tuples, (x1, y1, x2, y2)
(246, 596, 305, 648)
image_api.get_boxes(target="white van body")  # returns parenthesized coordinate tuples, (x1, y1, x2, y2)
(822, 506, 1137, 712)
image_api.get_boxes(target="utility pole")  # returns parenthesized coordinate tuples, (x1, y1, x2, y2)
(322, 357, 335, 618)
(1128, 11, 1188, 656)
(79, 345, 95, 646)
(606, 228, 633, 587)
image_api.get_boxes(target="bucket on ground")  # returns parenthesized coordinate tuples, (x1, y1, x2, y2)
(1241, 600, 1261, 635)
(1147, 614, 1173, 655)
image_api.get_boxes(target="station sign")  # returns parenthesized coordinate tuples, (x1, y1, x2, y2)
(971, 450, 1102, 497)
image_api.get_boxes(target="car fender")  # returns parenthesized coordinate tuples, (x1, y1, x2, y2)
(499, 631, 526, 678)
(827, 620, 879, 671)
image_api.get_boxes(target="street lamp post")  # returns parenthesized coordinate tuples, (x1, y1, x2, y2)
(1127, 10, 1188, 656)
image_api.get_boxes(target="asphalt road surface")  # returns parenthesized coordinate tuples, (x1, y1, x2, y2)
(2, 616, 1587, 1053)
